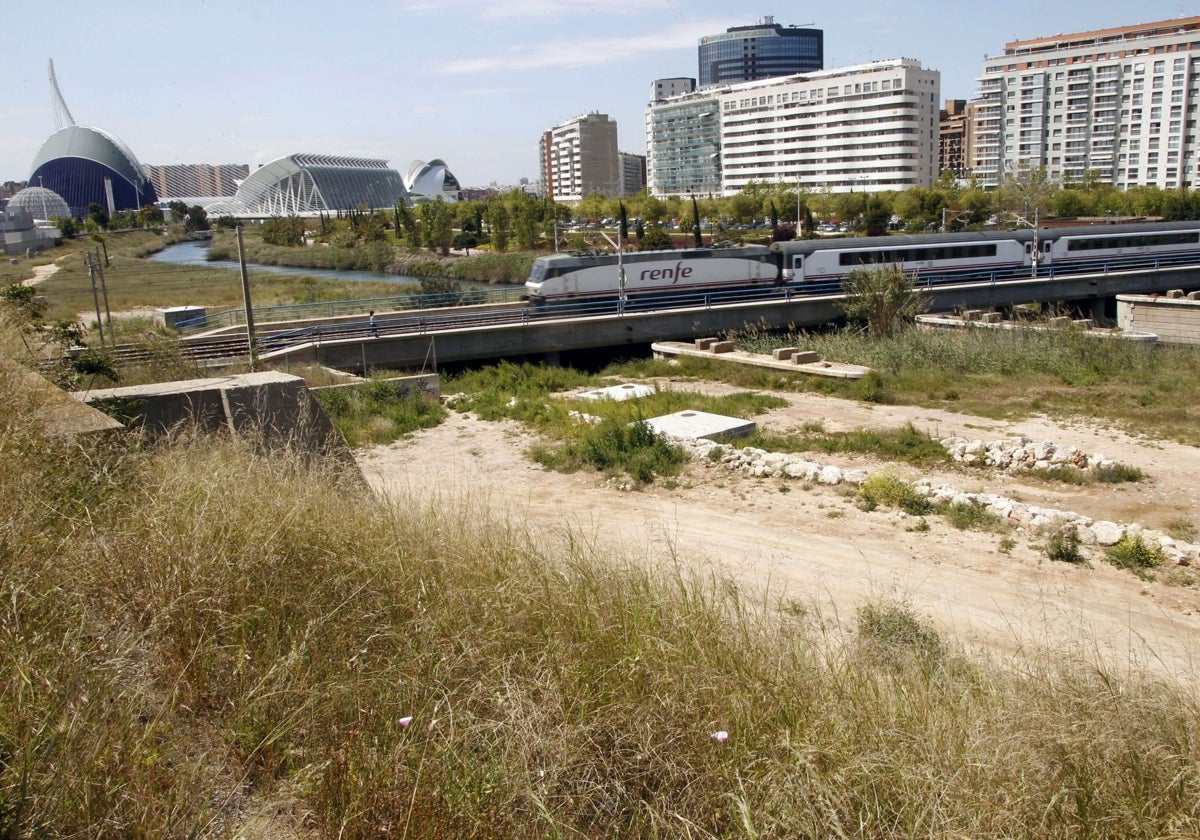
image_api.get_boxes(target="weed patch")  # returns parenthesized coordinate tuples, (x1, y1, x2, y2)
(314, 379, 446, 446)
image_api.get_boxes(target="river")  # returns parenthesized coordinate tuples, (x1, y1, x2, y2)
(147, 240, 437, 286)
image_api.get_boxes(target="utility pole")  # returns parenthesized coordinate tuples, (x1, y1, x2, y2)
(85, 254, 105, 348)
(236, 226, 257, 370)
(93, 248, 114, 344)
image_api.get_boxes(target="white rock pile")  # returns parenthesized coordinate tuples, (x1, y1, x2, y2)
(941, 435, 1115, 473)
(671, 436, 1196, 566)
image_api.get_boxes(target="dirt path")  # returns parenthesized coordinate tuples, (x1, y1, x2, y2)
(357, 389, 1200, 683)
(21, 259, 64, 286)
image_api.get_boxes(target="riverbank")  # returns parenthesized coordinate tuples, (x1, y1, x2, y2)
(207, 229, 536, 285)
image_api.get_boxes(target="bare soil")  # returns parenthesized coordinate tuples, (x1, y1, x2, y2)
(357, 383, 1200, 683)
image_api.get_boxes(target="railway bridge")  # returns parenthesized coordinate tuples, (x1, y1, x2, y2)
(171, 261, 1200, 373)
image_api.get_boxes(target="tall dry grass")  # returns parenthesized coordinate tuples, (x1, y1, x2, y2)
(3, 319, 1200, 836)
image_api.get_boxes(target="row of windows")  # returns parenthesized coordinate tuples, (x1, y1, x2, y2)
(1065, 232, 1199, 251)
(837, 244, 999, 266)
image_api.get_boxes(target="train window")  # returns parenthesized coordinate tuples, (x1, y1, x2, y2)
(1067, 231, 1200, 251)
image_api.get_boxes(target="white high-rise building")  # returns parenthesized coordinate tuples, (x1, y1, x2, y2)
(974, 16, 1200, 189)
(539, 113, 620, 202)
(645, 58, 940, 197)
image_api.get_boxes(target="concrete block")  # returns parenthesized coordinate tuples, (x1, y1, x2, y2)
(962, 309, 982, 321)
(1186, 291, 1200, 301)
(1048, 316, 1072, 327)
(645, 410, 755, 441)
(1168, 289, 1186, 299)
(156, 305, 206, 330)
(980, 312, 1001, 324)
(1072, 318, 1095, 329)
(577, 383, 655, 402)
(792, 350, 820, 364)
(772, 347, 797, 361)
(695, 337, 718, 350)
(710, 340, 735, 353)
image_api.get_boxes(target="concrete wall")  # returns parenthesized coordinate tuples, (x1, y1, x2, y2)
(73, 371, 351, 462)
(1117, 293, 1200, 345)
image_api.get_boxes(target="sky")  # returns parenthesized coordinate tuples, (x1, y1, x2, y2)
(2, 0, 1197, 189)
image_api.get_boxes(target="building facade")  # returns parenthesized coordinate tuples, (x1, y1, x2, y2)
(645, 91, 724, 197)
(619, 152, 647, 196)
(939, 99, 976, 180)
(203, 154, 408, 218)
(539, 113, 620, 201)
(650, 77, 696, 102)
(974, 16, 1200, 189)
(647, 58, 940, 198)
(698, 18, 823, 88)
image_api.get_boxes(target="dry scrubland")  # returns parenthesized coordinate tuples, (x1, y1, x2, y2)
(4, 316, 1200, 837)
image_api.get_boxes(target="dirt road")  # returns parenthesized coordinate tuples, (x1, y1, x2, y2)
(358, 386, 1200, 683)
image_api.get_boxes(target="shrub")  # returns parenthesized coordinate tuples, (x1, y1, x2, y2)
(856, 599, 943, 664)
(1095, 462, 1144, 483)
(940, 500, 1004, 532)
(857, 474, 931, 515)
(1046, 526, 1084, 564)
(543, 418, 685, 484)
(854, 369, 887, 403)
(1106, 533, 1167, 571)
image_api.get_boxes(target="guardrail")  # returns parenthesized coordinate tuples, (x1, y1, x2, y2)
(176, 285, 528, 334)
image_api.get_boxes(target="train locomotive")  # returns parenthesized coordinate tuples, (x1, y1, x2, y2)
(524, 245, 777, 302)
(523, 221, 1200, 303)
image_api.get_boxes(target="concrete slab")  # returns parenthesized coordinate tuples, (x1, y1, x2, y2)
(651, 342, 870, 379)
(577, 383, 656, 401)
(645, 409, 755, 441)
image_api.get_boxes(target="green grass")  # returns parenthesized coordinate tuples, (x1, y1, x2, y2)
(5, 323, 1200, 836)
(313, 377, 447, 446)
(726, 323, 1200, 445)
(445, 361, 785, 482)
(744, 421, 949, 468)
(531, 417, 686, 484)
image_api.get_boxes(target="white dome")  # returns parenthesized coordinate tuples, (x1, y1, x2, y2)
(8, 186, 71, 220)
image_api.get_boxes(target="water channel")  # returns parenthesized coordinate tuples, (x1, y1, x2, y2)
(147, 240, 492, 289)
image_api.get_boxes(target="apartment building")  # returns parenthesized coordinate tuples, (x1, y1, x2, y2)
(974, 16, 1200, 189)
(539, 112, 620, 201)
(644, 91, 724, 197)
(939, 99, 976, 180)
(619, 152, 647, 196)
(646, 58, 939, 197)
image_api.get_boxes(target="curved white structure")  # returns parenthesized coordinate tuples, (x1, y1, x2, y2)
(205, 153, 409, 218)
(403, 159, 462, 203)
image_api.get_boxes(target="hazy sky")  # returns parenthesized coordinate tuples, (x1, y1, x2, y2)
(1, 1, 1195, 188)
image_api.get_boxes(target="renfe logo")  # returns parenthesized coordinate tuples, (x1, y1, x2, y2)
(639, 262, 693, 284)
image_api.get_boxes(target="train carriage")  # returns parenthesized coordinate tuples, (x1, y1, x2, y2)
(525, 245, 776, 303)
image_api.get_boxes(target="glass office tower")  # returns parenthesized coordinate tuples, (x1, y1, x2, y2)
(698, 17, 823, 88)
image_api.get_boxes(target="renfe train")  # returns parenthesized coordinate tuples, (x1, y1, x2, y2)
(523, 221, 1200, 302)
(524, 245, 776, 302)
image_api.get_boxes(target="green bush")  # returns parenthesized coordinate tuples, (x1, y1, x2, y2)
(535, 418, 685, 484)
(1046, 526, 1084, 564)
(857, 474, 931, 515)
(1106, 533, 1167, 571)
(940, 500, 1005, 532)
